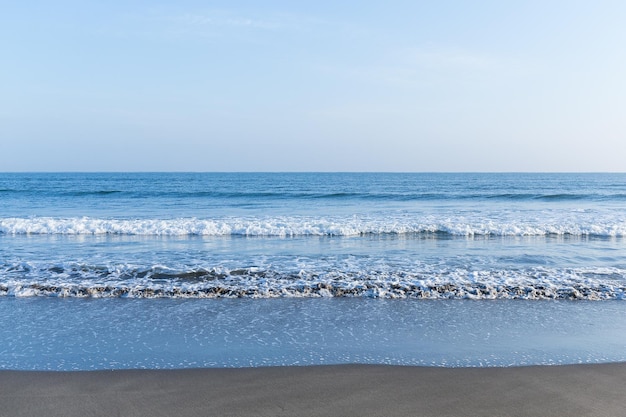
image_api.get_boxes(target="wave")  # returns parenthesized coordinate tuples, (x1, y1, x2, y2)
(5, 188, 626, 202)
(484, 193, 593, 201)
(1, 263, 624, 300)
(1, 216, 626, 237)
(68, 190, 122, 196)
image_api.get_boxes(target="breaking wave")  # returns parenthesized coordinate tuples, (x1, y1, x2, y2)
(2, 262, 625, 300)
(1, 216, 626, 237)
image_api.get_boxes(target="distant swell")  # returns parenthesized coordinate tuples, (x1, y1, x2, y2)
(1, 217, 626, 237)
(68, 190, 122, 196)
(5, 190, 626, 202)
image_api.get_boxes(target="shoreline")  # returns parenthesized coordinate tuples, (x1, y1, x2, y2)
(2, 363, 626, 416)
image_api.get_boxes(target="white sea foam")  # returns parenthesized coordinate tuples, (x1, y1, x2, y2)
(1, 262, 624, 300)
(1, 216, 626, 236)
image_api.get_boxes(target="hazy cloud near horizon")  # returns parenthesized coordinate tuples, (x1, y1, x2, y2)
(1, 1, 625, 172)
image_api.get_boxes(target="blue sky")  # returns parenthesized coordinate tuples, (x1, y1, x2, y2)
(2, 1, 625, 171)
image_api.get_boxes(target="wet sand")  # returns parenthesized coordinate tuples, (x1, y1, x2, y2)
(1, 363, 625, 417)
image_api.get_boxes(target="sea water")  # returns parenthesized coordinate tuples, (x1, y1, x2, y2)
(1, 173, 625, 369)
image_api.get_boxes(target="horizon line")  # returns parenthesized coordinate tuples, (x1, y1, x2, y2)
(1, 171, 625, 175)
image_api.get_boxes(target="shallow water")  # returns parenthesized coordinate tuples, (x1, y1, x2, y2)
(1, 297, 625, 370)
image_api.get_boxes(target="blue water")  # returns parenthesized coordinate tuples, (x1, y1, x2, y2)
(1, 173, 626, 369)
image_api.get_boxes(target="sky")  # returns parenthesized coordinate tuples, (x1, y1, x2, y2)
(1, 1, 625, 172)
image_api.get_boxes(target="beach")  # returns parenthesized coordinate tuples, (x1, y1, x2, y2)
(2, 363, 626, 417)
(2, 173, 626, 415)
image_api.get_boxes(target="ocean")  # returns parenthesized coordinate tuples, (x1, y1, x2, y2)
(1, 172, 626, 370)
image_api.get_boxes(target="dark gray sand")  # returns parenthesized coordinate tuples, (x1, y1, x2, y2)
(2, 363, 626, 417)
